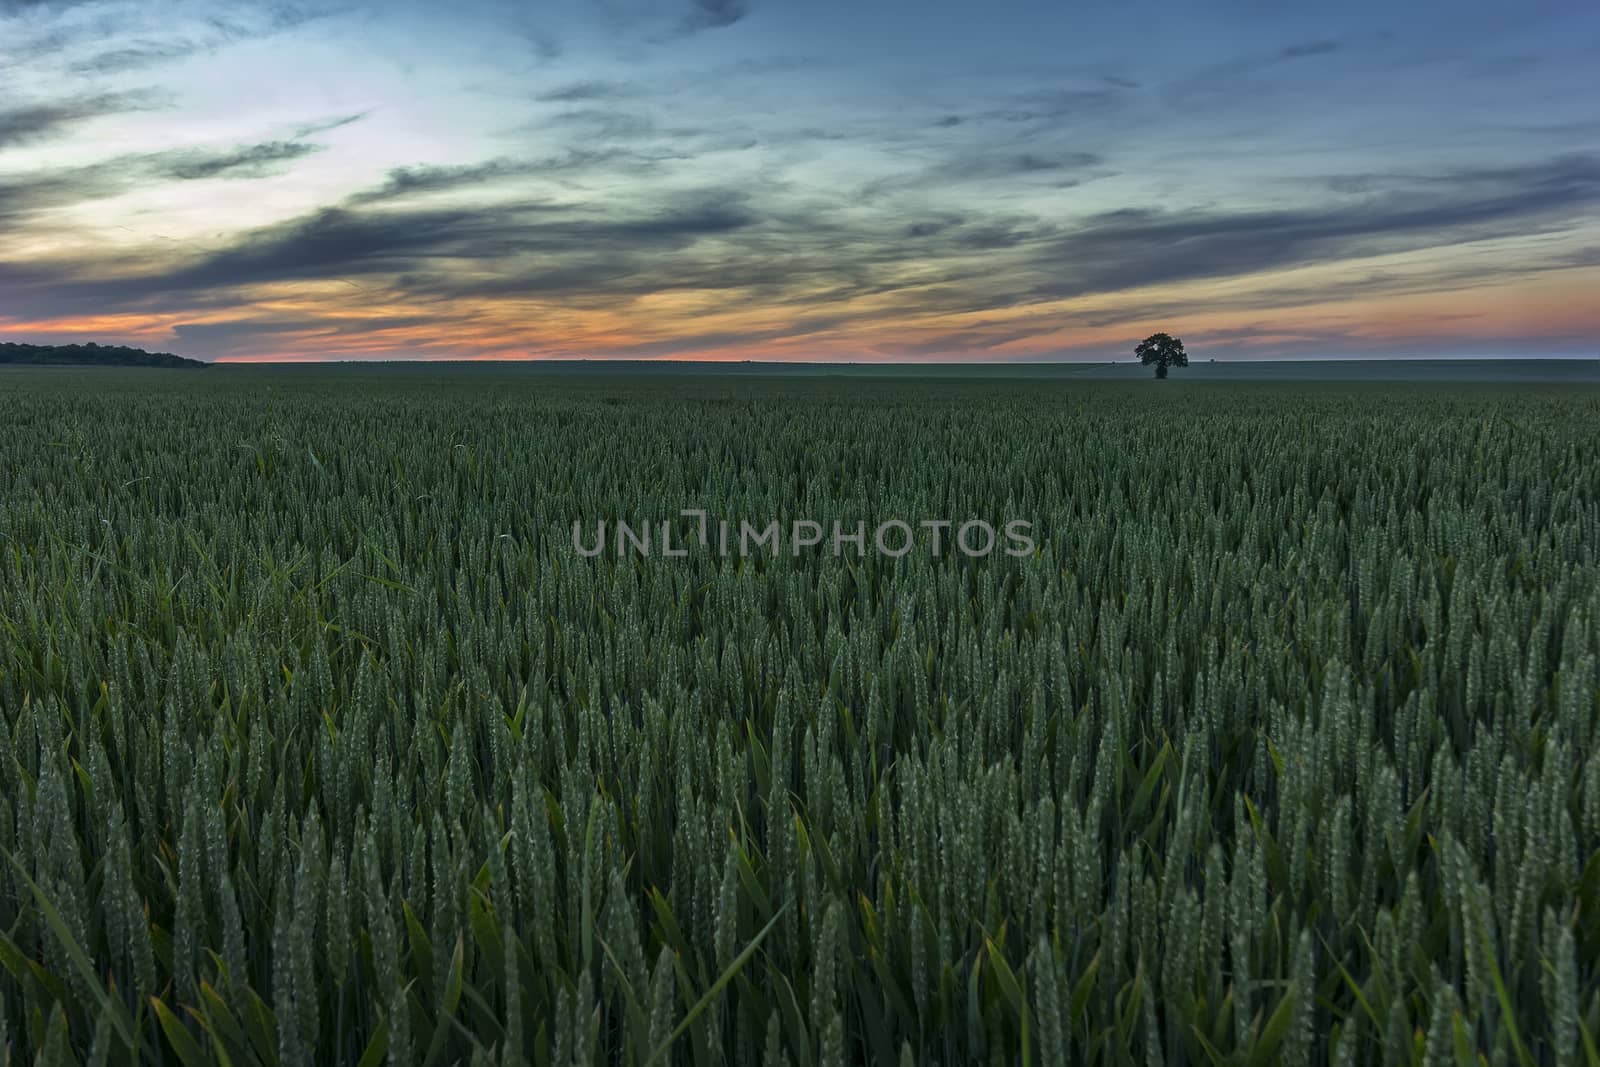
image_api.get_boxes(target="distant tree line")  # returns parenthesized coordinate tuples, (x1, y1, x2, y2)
(0, 342, 207, 369)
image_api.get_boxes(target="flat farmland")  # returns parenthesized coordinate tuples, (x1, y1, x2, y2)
(1, 368, 1598, 1064)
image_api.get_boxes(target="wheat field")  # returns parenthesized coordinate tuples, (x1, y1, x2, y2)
(1, 368, 1597, 1064)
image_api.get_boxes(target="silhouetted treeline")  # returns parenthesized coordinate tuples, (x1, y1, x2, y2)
(0, 342, 207, 368)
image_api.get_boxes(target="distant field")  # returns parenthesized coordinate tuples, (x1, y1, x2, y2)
(1, 368, 1598, 1064)
(8, 356, 1597, 383)
(1049, 358, 1600, 382)
(12, 356, 1600, 389)
(180, 356, 1600, 383)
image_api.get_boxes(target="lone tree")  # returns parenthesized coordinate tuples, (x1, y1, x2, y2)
(1135, 332, 1187, 379)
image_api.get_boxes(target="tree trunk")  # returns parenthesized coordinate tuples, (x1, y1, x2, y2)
(1155, 363, 1168, 379)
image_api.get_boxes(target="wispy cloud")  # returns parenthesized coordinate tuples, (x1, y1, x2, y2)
(12, 150, 1596, 326)
(0, 0, 97, 11)
(535, 80, 638, 103)
(1278, 39, 1342, 60)
(0, 91, 154, 148)
(163, 140, 323, 180)
(1018, 155, 1600, 302)
(646, 0, 750, 41)
(863, 151, 1107, 199)
(0, 138, 334, 222)
(347, 158, 549, 203)
(66, 40, 200, 74)
(292, 111, 369, 138)
(682, 0, 748, 32)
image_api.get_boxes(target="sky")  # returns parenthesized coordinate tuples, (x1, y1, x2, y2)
(1, 0, 1597, 362)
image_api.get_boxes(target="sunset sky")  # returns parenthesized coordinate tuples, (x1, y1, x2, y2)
(1, 0, 1597, 362)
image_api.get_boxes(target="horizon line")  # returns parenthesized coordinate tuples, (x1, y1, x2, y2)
(206, 354, 1600, 365)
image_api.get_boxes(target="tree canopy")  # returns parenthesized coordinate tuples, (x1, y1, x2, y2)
(1135, 333, 1187, 378)
(0, 342, 207, 369)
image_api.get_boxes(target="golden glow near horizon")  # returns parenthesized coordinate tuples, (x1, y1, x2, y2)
(3, 0, 1598, 362)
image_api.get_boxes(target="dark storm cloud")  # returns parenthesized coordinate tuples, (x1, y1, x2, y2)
(0, 92, 151, 148)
